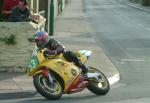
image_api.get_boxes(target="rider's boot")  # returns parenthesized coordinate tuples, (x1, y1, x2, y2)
(79, 62, 89, 78)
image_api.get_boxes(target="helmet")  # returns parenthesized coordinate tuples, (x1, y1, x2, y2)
(34, 31, 48, 48)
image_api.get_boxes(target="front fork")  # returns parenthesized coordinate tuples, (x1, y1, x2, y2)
(41, 68, 54, 83)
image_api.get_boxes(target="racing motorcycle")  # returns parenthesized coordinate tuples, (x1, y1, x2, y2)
(27, 43, 110, 100)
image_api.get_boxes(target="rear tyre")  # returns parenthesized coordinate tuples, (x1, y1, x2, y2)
(87, 67, 110, 95)
(33, 73, 63, 100)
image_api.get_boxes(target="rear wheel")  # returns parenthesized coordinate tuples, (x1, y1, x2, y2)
(87, 67, 110, 95)
(33, 73, 63, 100)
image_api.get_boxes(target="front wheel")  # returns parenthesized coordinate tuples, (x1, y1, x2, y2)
(33, 73, 63, 100)
(87, 67, 110, 95)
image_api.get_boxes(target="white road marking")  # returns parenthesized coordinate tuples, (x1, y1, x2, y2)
(137, 23, 144, 28)
(108, 73, 120, 85)
(121, 59, 145, 62)
(145, 28, 150, 32)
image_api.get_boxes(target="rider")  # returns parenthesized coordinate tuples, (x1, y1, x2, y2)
(34, 31, 88, 77)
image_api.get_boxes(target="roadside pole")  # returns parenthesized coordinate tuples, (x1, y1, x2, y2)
(49, 0, 54, 36)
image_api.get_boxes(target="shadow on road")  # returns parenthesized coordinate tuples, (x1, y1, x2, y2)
(15, 94, 104, 103)
(0, 91, 36, 100)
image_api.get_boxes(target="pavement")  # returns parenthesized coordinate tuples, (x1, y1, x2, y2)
(0, 0, 121, 99)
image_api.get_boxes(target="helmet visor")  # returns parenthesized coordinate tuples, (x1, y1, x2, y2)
(35, 39, 45, 48)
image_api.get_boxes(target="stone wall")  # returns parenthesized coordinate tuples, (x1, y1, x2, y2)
(0, 22, 35, 72)
(0, 0, 70, 72)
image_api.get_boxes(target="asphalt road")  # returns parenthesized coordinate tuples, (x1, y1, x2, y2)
(1, 0, 150, 103)
(84, 0, 150, 102)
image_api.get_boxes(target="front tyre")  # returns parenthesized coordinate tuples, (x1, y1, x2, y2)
(33, 73, 63, 100)
(87, 67, 110, 95)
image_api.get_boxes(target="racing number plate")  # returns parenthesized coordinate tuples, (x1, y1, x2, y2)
(28, 56, 39, 72)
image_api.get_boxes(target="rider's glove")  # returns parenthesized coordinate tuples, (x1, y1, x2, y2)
(43, 50, 57, 57)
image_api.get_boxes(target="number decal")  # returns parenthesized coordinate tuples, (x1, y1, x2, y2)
(28, 56, 39, 72)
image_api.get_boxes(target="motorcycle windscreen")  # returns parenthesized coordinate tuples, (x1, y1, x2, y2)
(78, 50, 92, 64)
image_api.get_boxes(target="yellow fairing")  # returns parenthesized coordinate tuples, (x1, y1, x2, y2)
(29, 50, 90, 90)
(37, 59, 80, 90)
(31, 51, 80, 90)
(37, 50, 45, 62)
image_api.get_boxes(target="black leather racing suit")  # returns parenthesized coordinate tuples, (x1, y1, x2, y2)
(43, 38, 88, 74)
